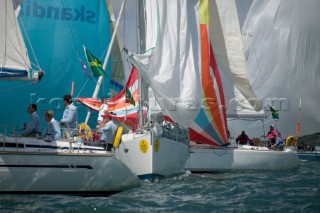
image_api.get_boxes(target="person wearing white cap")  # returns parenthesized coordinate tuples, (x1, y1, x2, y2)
(96, 113, 117, 151)
(97, 97, 108, 125)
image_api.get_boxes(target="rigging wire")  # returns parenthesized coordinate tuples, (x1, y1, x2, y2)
(14, 1, 41, 70)
(60, 0, 84, 50)
(2, 0, 8, 69)
(60, 0, 99, 96)
(0, 80, 40, 94)
(75, 78, 90, 99)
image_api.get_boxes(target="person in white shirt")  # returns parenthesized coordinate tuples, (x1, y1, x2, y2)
(20, 104, 42, 137)
(41, 110, 61, 141)
(60, 94, 78, 129)
(97, 97, 108, 125)
(96, 113, 117, 151)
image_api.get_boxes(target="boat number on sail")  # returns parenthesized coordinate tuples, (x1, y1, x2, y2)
(154, 139, 160, 153)
(139, 140, 148, 154)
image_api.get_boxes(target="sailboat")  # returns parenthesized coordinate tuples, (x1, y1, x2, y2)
(184, 0, 299, 172)
(233, 0, 320, 161)
(0, 0, 140, 195)
(287, 135, 320, 161)
(113, 70, 190, 180)
(78, 0, 193, 180)
(117, 0, 215, 180)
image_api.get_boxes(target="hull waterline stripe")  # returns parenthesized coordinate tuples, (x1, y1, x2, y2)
(0, 164, 93, 169)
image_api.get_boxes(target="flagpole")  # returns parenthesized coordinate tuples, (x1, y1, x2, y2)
(85, 0, 126, 124)
(70, 81, 74, 97)
(295, 98, 302, 146)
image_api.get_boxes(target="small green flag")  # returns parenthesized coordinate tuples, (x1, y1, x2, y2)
(125, 86, 135, 106)
(270, 106, 279, 119)
(84, 47, 106, 77)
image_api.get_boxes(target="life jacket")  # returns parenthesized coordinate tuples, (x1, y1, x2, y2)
(267, 129, 277, 139)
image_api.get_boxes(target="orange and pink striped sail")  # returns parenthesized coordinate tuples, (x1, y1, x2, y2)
(77, 67, 144, 130)
(189, 0, 228, 146)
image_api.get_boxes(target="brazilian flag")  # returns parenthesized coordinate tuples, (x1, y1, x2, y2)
(84, 47, 106, 77)
(270, 106, 279, 119)
(125, 86, 135, 106)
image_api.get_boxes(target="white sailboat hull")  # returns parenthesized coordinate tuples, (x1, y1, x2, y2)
(185, 145, 300, 172)
(115, 132, 189, 180)
(0, 136, 140, 195)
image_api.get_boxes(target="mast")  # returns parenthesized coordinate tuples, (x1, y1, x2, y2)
(85, 0, 126, 124)
(137, 0, 145, 131)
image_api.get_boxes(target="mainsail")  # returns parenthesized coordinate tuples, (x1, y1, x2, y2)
(233, 0, 320, 137)
(0, 0, 43, 80)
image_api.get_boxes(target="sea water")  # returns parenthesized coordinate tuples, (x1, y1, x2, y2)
(0, 161, 319, 212)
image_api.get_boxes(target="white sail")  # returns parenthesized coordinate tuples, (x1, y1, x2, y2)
(128, 0, 202, 127)
(0, 0, 43, 80)
(212, 0, 264, 119)
(106, 0, 126, 95)
(234, 0, 320, 137)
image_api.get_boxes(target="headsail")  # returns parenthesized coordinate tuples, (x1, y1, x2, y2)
(77, 67, 143, 130)
(190, 0, 264, 146)
(212, 0, 264, 119)
(108, 67, 143, 130)
(0, 0, 43, 81)
(106, 0, 126, 95)
(234, 0, 320, 137)
(189, 0, 228, 146)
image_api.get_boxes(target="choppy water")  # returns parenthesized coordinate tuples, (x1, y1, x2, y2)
(1, 161, 319, 213)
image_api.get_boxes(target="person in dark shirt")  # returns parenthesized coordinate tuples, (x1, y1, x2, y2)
(20, 104, 42, 137)
(236, 131, 251, 145)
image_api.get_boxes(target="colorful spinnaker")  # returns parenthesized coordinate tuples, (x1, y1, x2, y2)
(189, 0, 227, 146)
(77, 67, 144, 130)
(189, 0, 264, 146)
